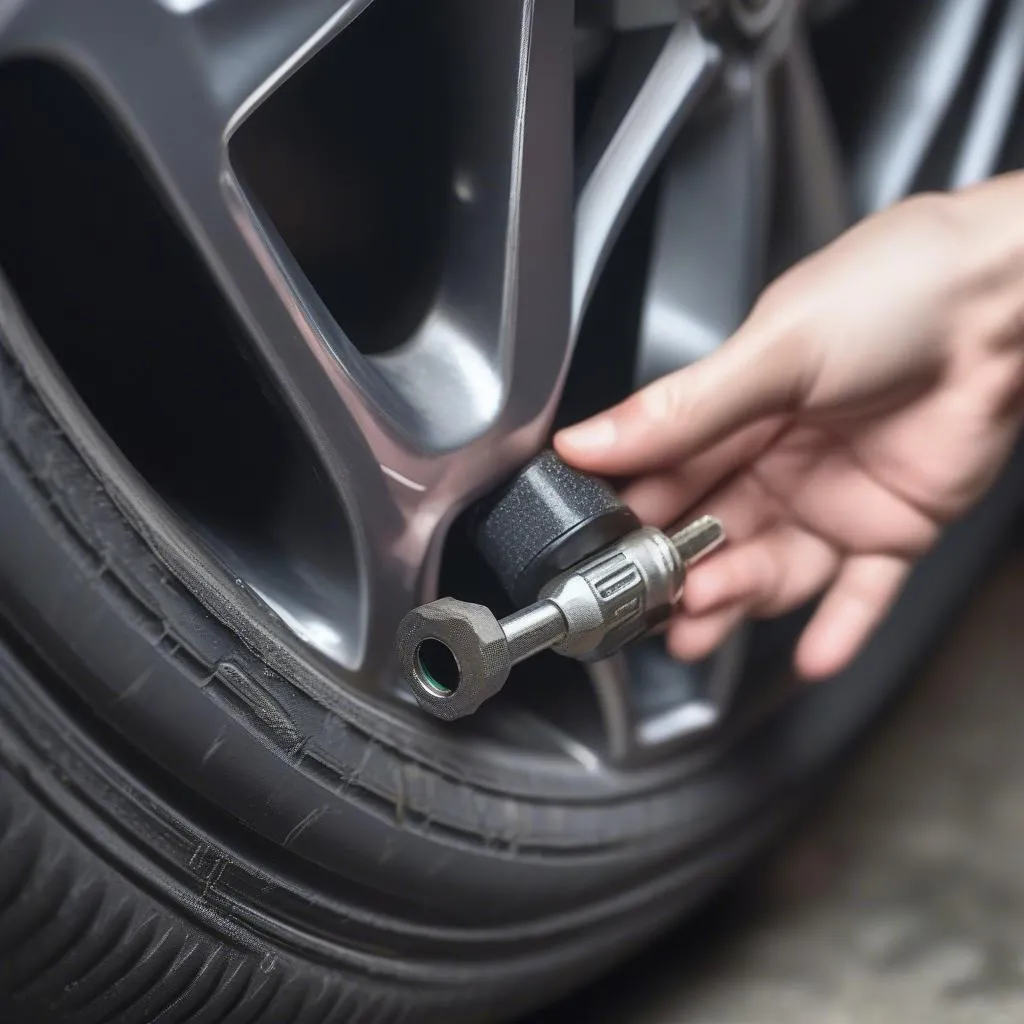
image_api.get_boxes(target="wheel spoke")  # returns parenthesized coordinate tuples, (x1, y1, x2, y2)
(160, 0, 375, 126)
(0, 0, 577, 684)
(0, 0, 412, 673)
(586, 655, 637, 764)
(1, 0, 373, 134)
(851, 0, 993, 214)
(0, 0, 386, 481)
(770, 26, 849, 274)
(573, 16, 722, 334)
(610, 16, 816, 762)
(950, 0, 1024, 188)
(634, 54, 774, 387)
(585, 631, 749, 766)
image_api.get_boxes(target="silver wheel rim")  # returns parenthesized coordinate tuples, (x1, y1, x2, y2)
(0, 0, 1020, 771)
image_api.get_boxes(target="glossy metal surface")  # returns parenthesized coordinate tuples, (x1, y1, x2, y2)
(0, 0, 575, 686)
(634, 56, 773, 386)
(1, 0, 1022, 769)
(851, 0, 992, 214)
(950, 0, 1024, 188)
(573, 17, 721, 332)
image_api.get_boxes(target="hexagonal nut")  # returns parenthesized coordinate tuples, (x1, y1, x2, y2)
(397, 597, 512, 721)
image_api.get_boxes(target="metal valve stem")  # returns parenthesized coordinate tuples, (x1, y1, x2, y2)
(399, 515, 725, 720)
(501, 601, 568, 664)
(492, 515, 724, 667)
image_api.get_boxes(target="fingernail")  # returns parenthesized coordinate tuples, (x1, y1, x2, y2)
(557, 417, 617, 452)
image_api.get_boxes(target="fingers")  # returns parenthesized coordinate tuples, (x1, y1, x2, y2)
(667, 605, 748, 663)
(554, 322, 809, 476)
(666, 544, 907, 674)
(663, 524, 839, 666)
(795, 554, 910, 679)
(682, 524, 841, 618)
(620, 418, 788, 527)
(753, 432, 941, 556)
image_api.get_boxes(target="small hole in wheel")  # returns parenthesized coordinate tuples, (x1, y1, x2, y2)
(416, 639, 460, 696)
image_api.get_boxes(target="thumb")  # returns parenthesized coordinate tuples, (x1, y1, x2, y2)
(554, 323, 808, 476)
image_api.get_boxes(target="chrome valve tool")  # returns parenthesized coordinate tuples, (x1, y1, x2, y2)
(398, 451, 724, 720)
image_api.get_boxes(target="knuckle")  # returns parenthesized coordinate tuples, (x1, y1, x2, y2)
(638, 378, 678, 424)
(637, 364, 704, 427)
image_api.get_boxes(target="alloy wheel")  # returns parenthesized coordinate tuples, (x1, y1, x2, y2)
(0, 0, 1021, 776)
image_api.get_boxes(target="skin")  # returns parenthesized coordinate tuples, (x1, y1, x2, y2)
(555, 174, 1024, 680)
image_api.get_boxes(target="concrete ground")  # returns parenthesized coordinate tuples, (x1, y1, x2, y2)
(532, 541, 1024, 1024)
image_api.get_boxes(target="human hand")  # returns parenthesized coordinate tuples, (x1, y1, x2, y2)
(556, 183, 1024, 678)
